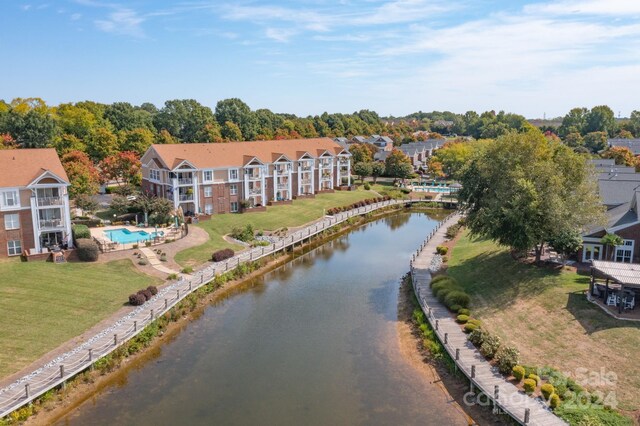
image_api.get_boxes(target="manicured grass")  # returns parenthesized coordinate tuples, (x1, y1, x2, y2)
(0, 258, 160, 378)
(448, 232, 640, 412)
(175, 189, 381, 266)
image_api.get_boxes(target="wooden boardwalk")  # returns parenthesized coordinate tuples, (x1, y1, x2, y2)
(410, 214, 566, 426)
(0, 198, 422, 419)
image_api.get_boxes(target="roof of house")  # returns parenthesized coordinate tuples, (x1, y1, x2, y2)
(147, 138, 348, 170)
(597, 179, 640, 208)
(598, 172, 640, 181)
(0, 148, 69, 188)
(589, 158, 616, 167)
(591, 260, 640, 287)
(374, 151, 391, 161)
(608, 138, 640, 155)
(594, 165, 637, 174)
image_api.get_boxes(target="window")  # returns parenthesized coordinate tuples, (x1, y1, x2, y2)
(7, 240, 21, 256)
(203, 170, 213, 182)
(4, 214, 19, 230)
(204, 186, 212, 197)
(230, 184, 238, 195)
(229, 169, 239, 181)
(2, 191, 19, 208)
(230, 202, 239, 213)
(149, 169, 161, 181)
(615, 240, 634, 263)
(205, 203, 213, 214)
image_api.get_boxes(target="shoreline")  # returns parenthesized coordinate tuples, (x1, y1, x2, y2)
(15, 206, 453, 425)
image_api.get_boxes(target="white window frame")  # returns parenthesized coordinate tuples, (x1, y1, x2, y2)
(230, 184, 238, 196)
(582, 244, 603, 262)
(149, 169, 161, 181)
(230, 201, 239, 213)
(203, 170, 213, 183)
(614, 240, 634, 263)
(229, 168, 239, 181)
(4, 213, 20, 230)
(7, 240, 21, 256)
(2, 190, 20, 209)
(203, 186, 212, 197)
(204, 203, 213, 214)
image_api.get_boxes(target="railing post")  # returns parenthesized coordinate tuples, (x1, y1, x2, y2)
(25, 383, 30, 398)
(165, 299, 168, 309)
(494, 385, 499, 401)
(189, 282, 192, 291)
(114, 333, 118, 346)
(88, 348, 93, 364)
(177, 289, 180, 299)
(471, 365, 475, 378)
(150, 309, 154, 320)
(201, 274, 204, 284)
(60, 364, 65, 378)
(435, 320, 439, 330)
(444, 333, 448, 345)
(524, 408, 530, 423)
(455, 348, 460, 361)
(134, 320, 137, 331)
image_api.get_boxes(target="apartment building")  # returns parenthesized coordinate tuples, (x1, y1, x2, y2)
(140, 138, 351, 215)
(0, 149, 73, 257)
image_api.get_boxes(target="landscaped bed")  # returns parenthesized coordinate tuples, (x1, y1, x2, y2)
(446, 231, 640, 423)
(0, 258, 160, 379)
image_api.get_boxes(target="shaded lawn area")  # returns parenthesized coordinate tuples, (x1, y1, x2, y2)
(448, 232, 640, 412)
(175, 189, 381, 266)
(0, 258, 160, 379)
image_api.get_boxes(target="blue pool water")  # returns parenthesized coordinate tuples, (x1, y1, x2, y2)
(104, 228, 158, 244)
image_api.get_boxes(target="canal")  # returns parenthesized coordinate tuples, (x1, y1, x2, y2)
(57, 212, 467, 425)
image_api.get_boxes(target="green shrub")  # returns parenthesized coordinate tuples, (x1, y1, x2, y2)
(436, 245, 448, 255)
(468, 328, 488, 346)
(464, 323, 478, 333)
(479, 333, 501, 359)
(167, 273, 178, 280)
(132, 244, 139, 249)
(449, 304, 461, 312)
(445, 224, 461, 239)
(145, 240, 152, 247)
(231, 224, 255, 242)
(496, 346, 520, 374)
(541, 383, 555, 400)
(467, 318, 482, 326)
(128, 293, 146, 306)
(523, 378, 536, 394)
(529, 373, 541, 386)
(430, 275, 452, 287)
(138, 258, 148, 266)
(458, 308, 470, 316)
(181, 266, 193, 274)
(435, 286, 456, 302)
(444, 290, 471, 309)
(75, 238, 99, 262)
(147, 285, 158, 296)
(442, 256, 448, 263)
(456, 314, 469, 324)
(364, 183, 371, 190)
(512, 365, 526, 382)
(212, 248, 235, 262)
(549, 393, 560, 409)
(71, 224, 90, 242)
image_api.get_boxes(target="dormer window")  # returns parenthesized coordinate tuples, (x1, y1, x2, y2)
(1, 190, 19, 209)
(229, 169, 239, 181)
(203, 170, 213, 182)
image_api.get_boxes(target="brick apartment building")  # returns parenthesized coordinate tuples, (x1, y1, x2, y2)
(140, 138, 352, 215)
(0, 149, 73, 257)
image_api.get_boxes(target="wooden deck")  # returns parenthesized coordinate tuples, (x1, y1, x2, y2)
(410, 214, 566, 426)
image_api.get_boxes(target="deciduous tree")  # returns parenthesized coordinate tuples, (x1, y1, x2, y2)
(371, 162, 385, 183)
(61, 150, 102, 197)
(353, 162, 372, 183)
(385, 149, 413, 183)
(100, 151, 142, 186)
(601, 146, 637, 168)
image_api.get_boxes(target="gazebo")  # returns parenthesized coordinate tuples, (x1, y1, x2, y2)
(590, 260, 640, 314)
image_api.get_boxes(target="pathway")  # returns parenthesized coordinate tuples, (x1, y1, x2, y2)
(139, 247, 183, 276)
(410, 215, 565, 426)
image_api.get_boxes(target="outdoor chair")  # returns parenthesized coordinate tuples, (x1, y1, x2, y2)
(606, 294, 618, 306)
(623, 296, 635, 310)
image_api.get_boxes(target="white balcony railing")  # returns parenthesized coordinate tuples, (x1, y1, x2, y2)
(301, 179, 312, 185)
(179, 194, 194, 201)
(249, 188, 262, 195)
(177, 178, 193, 185)
(39, 219, 64, 228)
(37, 197, 63, 207)
(277, 184, 289, 190)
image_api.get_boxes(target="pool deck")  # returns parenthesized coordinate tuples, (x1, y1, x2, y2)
(90, 225, 181, 250)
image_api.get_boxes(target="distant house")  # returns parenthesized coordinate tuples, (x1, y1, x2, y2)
(580, 158, 640, 263)
(0, 149, 73, 257)
(607, 138, 640, 155)
(395, 139, 447, 170)
(342, 135, 394, 153)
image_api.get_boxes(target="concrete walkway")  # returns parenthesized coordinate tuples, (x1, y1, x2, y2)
(139, 247, 179, 275)
(410, 214, 565, 426)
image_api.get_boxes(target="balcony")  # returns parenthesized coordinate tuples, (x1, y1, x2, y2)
(39, 219, 64, 229)
(177, 178, 193, 185)
(301, 179, 312, 185)
(299, 166, 312, 172)
(37, 197, 63, 207)
(179, 194, 194, 201)
(277, 183, 289, 190)
(248, 187, 262, 195)
(321, 172, 332, 179)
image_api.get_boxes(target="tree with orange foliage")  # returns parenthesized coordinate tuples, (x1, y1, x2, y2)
(61, 150, 102, 197)
(601, 146, 638, 169)
(100, 151, 142, 187)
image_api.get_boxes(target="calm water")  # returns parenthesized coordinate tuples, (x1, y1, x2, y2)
(57, 213, 467, 426)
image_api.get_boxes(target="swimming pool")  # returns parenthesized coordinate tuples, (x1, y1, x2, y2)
(104, 228, 159, 244)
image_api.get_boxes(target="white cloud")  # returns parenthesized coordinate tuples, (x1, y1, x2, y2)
(70, 13, 82, 20)
(95, 8, 146, 38)
(265, 27, 297, 42)
(525, 0, 640, 16)
(21, 4, 32, 11)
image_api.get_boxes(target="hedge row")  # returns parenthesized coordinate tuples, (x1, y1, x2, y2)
(212, 248, 234, 262)
(326, 196, 392, 216)
(75, 238, 99, 262)
(128, 286, 158, 306)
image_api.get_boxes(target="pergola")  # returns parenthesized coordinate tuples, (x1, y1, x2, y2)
(590, 260, 640, 313)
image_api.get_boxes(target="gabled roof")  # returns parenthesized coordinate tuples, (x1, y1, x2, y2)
(597, 179, 640, 208)
(0, 149, 69, 187)
(608, 138, 640, 155)
(149, 138, 344, 170)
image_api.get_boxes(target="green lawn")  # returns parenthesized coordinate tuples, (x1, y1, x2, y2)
(175, 189, 381, 266)
(448, 232, 640, 412)
(0, 258, 160, 378)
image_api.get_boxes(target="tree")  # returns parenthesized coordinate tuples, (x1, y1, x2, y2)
(563, 132, 584, 148)
(432, 140, 473, 178)
(104, 102, 153, 131)
(86, 127, 118, 161)
(585, 105, 616, 136)
(100, 151, 141, 186)
(61, 150, 102, 197)
(371, 162, 385, 183)
(2, 109, 57, 148)
(118, 127, 155, 155)
(583, 131, 608, 153)
(385, 149, 414, 183)
(349, 142, 377, 164)
(215, 98, 259, 140)
(110, 195, 131, 215)
(221, 121, 243, 141)
(353, 162, 372, 183)
(0, 133, 17, 150)
(558, 107, 588, 137)
(458, 130, 605, 264)
(153, 99, 216, 142)
(548, 228, 583, 263)
(74, 194, 98, 213)
(601, 146, 637, 167)
(427, 159, 445, 178)
(600, 233, 624, 261)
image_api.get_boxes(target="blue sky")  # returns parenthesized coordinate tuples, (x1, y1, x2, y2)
(3, 0, 640, 118)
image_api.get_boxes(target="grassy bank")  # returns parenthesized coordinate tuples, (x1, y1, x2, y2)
(175, 189, 381, 266)
(447, 232, 640, 418)
(0, 259, 160, 379)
